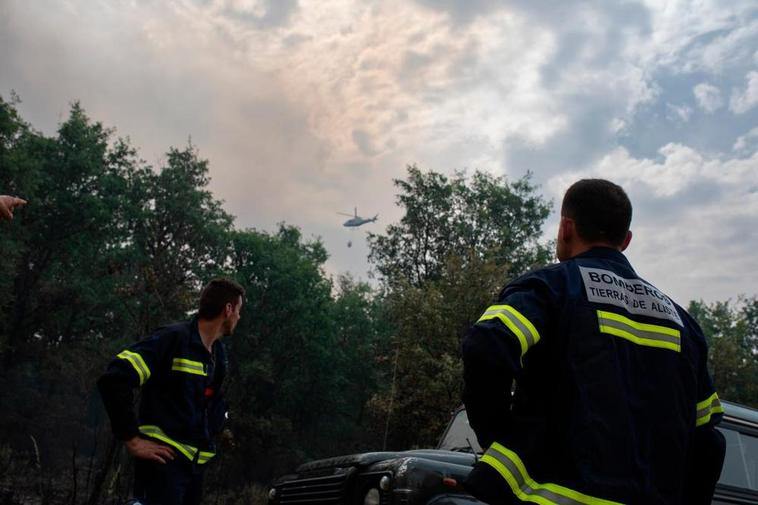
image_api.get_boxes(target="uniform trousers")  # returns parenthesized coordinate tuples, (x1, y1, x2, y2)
(133, 456, 204, 505)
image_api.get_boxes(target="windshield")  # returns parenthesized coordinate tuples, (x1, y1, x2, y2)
(437, 409, 483, 453)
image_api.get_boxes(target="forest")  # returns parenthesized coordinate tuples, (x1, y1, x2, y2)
(1, 95, 756, 504)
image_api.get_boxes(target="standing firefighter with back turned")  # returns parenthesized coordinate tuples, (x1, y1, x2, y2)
(462, 179, 725, 505)
(98, 278, 245, 505)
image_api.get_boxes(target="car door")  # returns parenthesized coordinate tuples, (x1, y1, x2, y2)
(712, 420, 758, 504)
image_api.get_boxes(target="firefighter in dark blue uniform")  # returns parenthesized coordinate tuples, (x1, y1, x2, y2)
(98, 278, 245, 505)
(462, 179, 725, 505)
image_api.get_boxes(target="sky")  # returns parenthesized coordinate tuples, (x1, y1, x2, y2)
(1, 0, 757, 304)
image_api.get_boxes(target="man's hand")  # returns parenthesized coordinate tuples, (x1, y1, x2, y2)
(124, 436, 176, 464)
(220, 428, 236, 450)
(0, 195, 27, 221)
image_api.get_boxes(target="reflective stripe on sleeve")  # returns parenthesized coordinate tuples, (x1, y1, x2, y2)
(696, 392, 724, 427)
(481, 442, 623, 505)
(198, 451, 215, 464)
(597, 310, 681, 352)
(478, 305, 541, 357)
(139, 425, 216, 464)
(117, 350, 151, 385)
(171, 358, 207, 376)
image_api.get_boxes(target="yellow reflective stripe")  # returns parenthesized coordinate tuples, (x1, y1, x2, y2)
(478, 304, 541, 357)
(139, 425, 196, 461)
(482, 442, 623, 505)
(197, 451, 216, 464)
(172, 366, 206, 376)
(173, 358, 205, 368)
(117, 350, 151, 385)
(696, 392, 724, 427)
(138, 425, 215, 464)
(597, 310, 681, 352)
(171, 358, 207, 376)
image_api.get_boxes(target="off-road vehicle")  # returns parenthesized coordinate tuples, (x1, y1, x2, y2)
(268, 401, 758, 505)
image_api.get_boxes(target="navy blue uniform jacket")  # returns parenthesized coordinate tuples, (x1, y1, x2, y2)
(98, 318, 228, 463)
(462, 248, 725, 505)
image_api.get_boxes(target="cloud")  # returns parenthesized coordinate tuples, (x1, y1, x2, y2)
(729, 71, 758, 113)
(733, 127, 758, 154)
(215, 0, 300, 29)
(666, 103, 693, 123)
(546, 143, 758, 303)
(2, 0, 758, 300)
(693, 83, 723, 113)
(639, 2, 756, 74)
(352, 129, 379, 156)
(412, 0, 503, 24)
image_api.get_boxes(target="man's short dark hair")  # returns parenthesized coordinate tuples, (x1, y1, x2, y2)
(561, 179, 632, 246)
(198, 278, 245, 320)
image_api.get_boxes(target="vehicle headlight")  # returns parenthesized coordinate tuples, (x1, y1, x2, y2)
(379, 475, 391, 491)
(364, 488, 381, 505)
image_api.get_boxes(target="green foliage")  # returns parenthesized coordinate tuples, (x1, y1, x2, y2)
(125, 144, 234, 333)
(329, 275, 389, 433)
(367, 165, 553, 287)
(221, 229, 388, 483)
(223, 226, 335, 477)
(0, 97, 240, 501)
(688, 297, 758, 408)
(372, 254, 509, 449)
(367, 166, 553, 448)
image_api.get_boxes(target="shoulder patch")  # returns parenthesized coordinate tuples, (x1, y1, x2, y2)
(579, 266, 683, 326)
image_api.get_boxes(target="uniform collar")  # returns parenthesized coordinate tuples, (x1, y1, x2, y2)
(190, 316, 209, 351)
(573, 246, 635, 272)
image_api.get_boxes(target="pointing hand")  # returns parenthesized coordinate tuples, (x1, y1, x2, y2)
(0, 195, 27, 221)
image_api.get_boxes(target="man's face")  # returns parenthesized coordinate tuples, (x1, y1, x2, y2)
(223, 296, 243, 336)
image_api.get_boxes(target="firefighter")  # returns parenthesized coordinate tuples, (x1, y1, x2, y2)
(462, 179, 725, 505)
(98, 278, 245, 505)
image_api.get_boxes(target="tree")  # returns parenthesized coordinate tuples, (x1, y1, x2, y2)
(367, 165, 553, 288)
(0, 98, 241, 504)
(209, 227, 392, 493)
(372, 254, 508, 449)
(367, 166, 553, 448)
(688, 297, 758, 408)
(327, 275, 391, 448)
(124, 144, 234, 334)
(217, 226, 336, 484)
(0, 100, 150, 504)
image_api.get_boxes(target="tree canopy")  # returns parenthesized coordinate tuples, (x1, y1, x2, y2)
(688, 297, 758, 406)
(367, 165, 554, 448)
(367, 165, 553, 288)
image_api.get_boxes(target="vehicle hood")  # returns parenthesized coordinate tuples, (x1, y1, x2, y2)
(296, 449, 477, 472)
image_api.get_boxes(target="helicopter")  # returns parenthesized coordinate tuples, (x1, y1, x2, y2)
(338, 208, 378, 248)
(338, 208, 378, 228)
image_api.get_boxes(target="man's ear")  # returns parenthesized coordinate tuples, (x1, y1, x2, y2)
(620, 230, 633, 252)
(559, 217, 574, 243)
